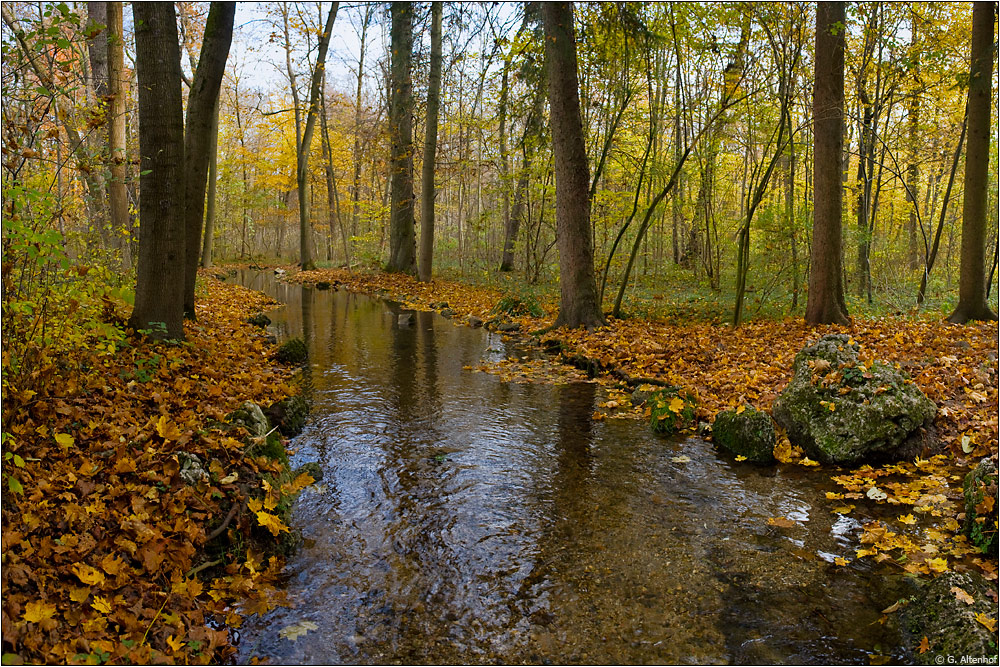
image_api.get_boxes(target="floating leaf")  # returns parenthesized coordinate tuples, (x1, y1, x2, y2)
(767, 516, 797, 528)
(670, 455, 690, 463)
(279, 620, 318, 641)
(866, 487, 888, 501)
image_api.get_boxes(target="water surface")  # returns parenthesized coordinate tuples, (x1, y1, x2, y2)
(234, 270, 905, 665)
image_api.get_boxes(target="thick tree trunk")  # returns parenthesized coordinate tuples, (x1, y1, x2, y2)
(107, 1, 130, 266)
(182, 2, 235, 318)
(542, 2, 603, 329)
(948, 2, 997, 323)
(805, 1, 850, 326)
(418, 1, 442, 282)
(129, 2, 187, 340)
(386, 2, 417, 274)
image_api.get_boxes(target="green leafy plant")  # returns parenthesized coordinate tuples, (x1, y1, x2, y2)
(647, 386, 698, 435)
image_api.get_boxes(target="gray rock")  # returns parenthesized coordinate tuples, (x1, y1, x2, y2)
(497, 322, 521, 333)
(178, 452, 208, 485)
(630, 387, 651, 407)
(898, 571, 999, 665)
(772, 334, 936, 464)
(440, 308, 456, 319)
(713, 406, 776, 464)
(468, 316, 484, 328)
(963, 456, 998, 557)
(226, 401, 270, 439)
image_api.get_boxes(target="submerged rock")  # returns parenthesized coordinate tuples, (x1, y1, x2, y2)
(276, 337, 308, 364)
(265, 394, 309, 438)
(712, 406, 776, 464)
(293, 461, 323, 482)
(963, 456, 998, 557)
(772, 334, 936, 465)
(397, 313, 414, 327)
(898, 571, 999, 665)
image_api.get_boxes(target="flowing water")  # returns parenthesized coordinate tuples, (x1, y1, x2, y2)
(232, 270, 907, 665)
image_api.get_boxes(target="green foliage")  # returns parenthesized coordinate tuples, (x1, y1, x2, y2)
(2, 184, 131, 404)
(492, 292, 546, 318)
(647, 386, 697, 435)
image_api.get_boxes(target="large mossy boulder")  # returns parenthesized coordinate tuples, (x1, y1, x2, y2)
(713, 406, 776, 464)
(275, 337, 308, 364)
(898, 571, 999, 665)
(264, 394, 309, 438)
(772, 334, 936, 465)
(225, 401, 270, 439)
(963, 456, 998, 557)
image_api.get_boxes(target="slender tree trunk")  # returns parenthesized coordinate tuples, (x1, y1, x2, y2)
(182, 2, 235, 318)
(805, 1, 850, 326)
(500, 72, 545, 273)
(129, 2, 186, 339)
(948, 1, 998, 323)
(386, 1, 417, 274)
(418, 1, 442, 282)
(351, 5, 372, 241)
(542, 2, 603, 328)
(201, 95, 220, 268)
(107, 1, 130, 266)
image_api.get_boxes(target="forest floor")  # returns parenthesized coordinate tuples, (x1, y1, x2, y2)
(2, 265, 996, 664)
(2, 276, 308, 664)
(284, 265, 999, 582)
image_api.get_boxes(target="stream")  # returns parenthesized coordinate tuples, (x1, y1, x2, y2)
(232, 270, 906, 664)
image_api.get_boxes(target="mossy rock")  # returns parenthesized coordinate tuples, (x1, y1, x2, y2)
(316, 281, 332, 290)
(264, 394, 309, 438)
(225, 401, 270, 439)
(647, 387, 697, 435)
(713, 406, 776, 464)
(772, 334, 936, 464)
(963, 456, 998, 557)
(898, 571, 999, 665)
(293, 461, 323, 482)
(247, 312, 271, 328)
(275, 337, 308, 364)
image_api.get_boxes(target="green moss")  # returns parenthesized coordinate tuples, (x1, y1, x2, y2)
(275, 337, 308, 364)
(963, 458, 998, 557)
(713, 406, 776, 464)
(492, 292, 545, 318)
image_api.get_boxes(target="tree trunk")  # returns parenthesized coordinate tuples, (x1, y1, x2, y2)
(948, 1, 997, 323)
(418, 1, 442, 282)
(295, 2, 339, 271)
(386, 1, 417, 274)
(129, 2, 187, 340)
(351, 5, 372, 241)
(542, 2, 603, 329)
(201, 94, 220, 268)
(182, 2, 235, 318)
(805, 1, 850, 326)
(107, 1, 130, 266)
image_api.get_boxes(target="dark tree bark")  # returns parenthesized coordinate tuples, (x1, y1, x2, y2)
(500, 82, 545, 273)
(386, 1, 417, 274)
(948, 2, 998, 323)
(129, 2, 187, 339)
(182, 2, 235, 318)
(418, 1, 443, 282)
(86, 3, 109, 98)
(805, 1, 850, 326)
(200, 94, 220, 268)
(542, 1, 603, 329)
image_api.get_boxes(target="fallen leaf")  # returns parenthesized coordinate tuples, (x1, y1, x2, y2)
(670, 455, 691, 463)
(950, 586, 974, 605)
(278, 620, 318, 641)
(866, 487, 888, 501)
(71, 563, 105, 586)
(898, 514, 916, 525)
(767, 516, 797, 528)
(834, 557, 850, 566)
(90, 596, 111, 614)
(918, 636, 929, 654)
(974, 613, 997, 633)
(23, 600, 57, 624)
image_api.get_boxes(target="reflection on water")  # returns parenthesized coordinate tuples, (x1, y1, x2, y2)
(234, 271, 904, 664)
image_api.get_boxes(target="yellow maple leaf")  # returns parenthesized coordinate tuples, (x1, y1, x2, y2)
(927, 557, 949, 573)
(156, 415, 182, 440)
(897, 514, 916, 525)
(974, 613, 998, 633)
(834, 557, 850, 566)
(247, 497, 263, 513)
(255, 510, 290, 536)
(54, 433, 75, 450)
(735, 455, 748, 462)
(832, 505, 855, 514)
(69, 587, 91, 603)
(23, 600, 57, 624)
(918, 636, 930, 654)
(668, 396, 686, 414)
(91, 596, 112, 614)
(166, 634, 185, 653)
(71, 563, 105, 586)
(736, 404, 746, 415)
